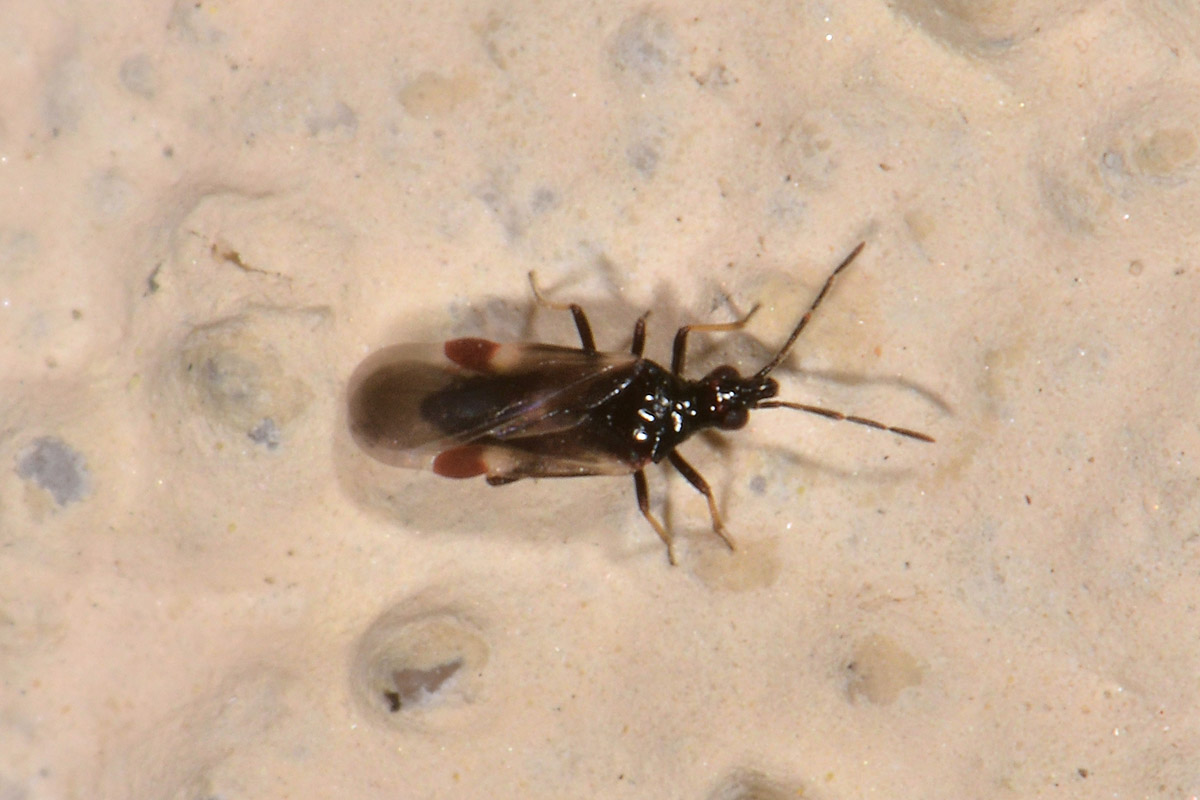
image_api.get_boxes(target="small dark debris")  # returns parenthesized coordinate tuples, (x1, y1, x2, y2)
(146, 263, 162, 294)
(385, 658, 463, 712)
(209, 241, 292, 280)
(212, 242, 251, 271)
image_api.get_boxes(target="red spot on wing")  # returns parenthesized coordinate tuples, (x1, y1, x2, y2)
(433, 445, 490, 478)
(444, 338, 499, 372)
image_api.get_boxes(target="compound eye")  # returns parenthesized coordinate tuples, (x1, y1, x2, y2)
(718, 406, 749, 430)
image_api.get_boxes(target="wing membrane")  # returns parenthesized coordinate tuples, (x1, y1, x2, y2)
(348, 341, 637, 472)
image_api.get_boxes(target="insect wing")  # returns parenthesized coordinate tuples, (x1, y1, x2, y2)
(347, 340, 637, 475)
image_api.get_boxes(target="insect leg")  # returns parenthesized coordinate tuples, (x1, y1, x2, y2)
(666, 451, 737, 552)
(634, 469, 677, 565)
(528, 271, 596, 352)
(486, 474, 522, 486)
(671, 304, 761, 376)
(631, 313, 649, 357)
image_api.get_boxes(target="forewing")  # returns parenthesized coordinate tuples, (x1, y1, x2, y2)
(347, 340, 636, 472)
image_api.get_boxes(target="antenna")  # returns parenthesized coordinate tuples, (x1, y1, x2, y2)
(754, 241, 866, 381)
(758, 400, 934, 442)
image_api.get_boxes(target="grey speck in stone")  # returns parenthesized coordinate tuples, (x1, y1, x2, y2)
(248, 418, 281, 449)
(627, 141, 659, 177)
(610, 12, 676, 84)
(16, 436, 91, 506)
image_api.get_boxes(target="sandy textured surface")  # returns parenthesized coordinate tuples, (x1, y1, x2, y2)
(3, 1, 1200, 797)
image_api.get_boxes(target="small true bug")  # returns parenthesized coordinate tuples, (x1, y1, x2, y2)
(347, 242, 933, 564)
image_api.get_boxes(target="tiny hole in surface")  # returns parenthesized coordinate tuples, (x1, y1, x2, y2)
(385, 658, 464, 712)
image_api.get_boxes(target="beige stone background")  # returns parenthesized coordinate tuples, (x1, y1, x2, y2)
(3, 0, 1199, 797)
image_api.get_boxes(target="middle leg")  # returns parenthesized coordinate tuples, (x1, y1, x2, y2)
(666, 451, 737, 552)
(634, 469, 677, 565)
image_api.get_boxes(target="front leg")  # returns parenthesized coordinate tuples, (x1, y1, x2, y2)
(670, 305, 761, 376)
(631, 313, 648, 357)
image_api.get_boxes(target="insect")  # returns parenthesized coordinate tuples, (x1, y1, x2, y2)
(347, 242, 933, 565)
